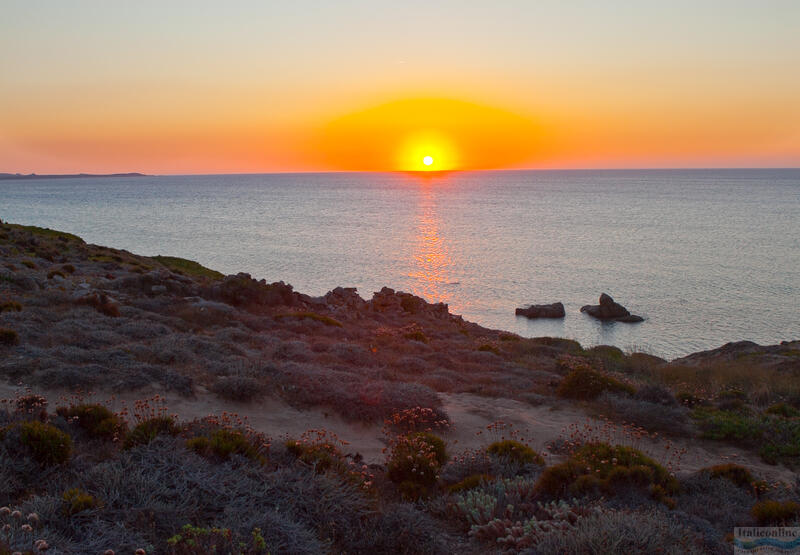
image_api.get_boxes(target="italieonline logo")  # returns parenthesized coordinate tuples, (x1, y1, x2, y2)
(735, 527, 800, 554)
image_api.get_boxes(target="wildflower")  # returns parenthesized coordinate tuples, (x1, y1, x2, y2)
(0, 506, 10, 515)
(20, 524, 33, 533)
(27, 513, 40, 525)
(35, 539, 49, 551)
(11, 510, 22, 519)
(104, 550, 115, 555)
(135, 550, 146, 555)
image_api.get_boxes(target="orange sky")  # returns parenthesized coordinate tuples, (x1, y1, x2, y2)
(1, 1, 798, 173)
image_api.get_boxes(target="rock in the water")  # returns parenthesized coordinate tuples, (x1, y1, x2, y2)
(580, 293, 643, 323)
(515, 302, 565, 319)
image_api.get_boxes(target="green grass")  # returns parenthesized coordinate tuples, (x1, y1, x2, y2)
(6, 223, 84, 243)
(151, 255, 224, 279)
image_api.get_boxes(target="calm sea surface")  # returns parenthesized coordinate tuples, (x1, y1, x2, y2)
(1, 169, 798, 359)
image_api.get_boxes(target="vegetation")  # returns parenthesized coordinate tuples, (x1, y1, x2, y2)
(124, 416, 180, 449)
(535, 442, 678, 501)
(2, 420, 72, 465)
(0, 327, 19, 346)
(557, 363, 635, 400)
(486, 440, 545, 465)
(0, 301, 22, 313)
(62, 487, 102, 515)
(57, 403, 126, 440)
(186, 429, 264, 463)
(751, 500, 800, 525)
(151, 255, 224, 280)
(274, 311, 343, 327)
(387, 432, 448, 499)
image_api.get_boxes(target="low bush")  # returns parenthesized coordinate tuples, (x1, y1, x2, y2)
(0, 327, 19, 346)
(403, 331, 429, 343)
(751, 500, 800, 525)
(275, 312, 342, 327)
(532, 507, 707, 554)
(766, 403, 800, 418)
(61, 264, 76, 274)
(123, 416, 180, 449)
(210, 376, 264, 402)
(1, 420, 72, 465)
(62, 487, 102, 515)
(76, 293, 120, 317)
(703, 463, 760, 489)
(0, 301, 22, 313)
(634, 384, 679, 406)
(152, 255, 224, 280)
(486, 440, 545, 466)
(21, 259, 37, 269)
(167, 523, 269, 554)
(447, 473, 493, 493)
(498, 333, 520, 342)
(387, 432, 448, 499)
(187, 429, 264, 463)
(534, 442, 678, 501)
(47, 269, 66, 280)
(476, 343, 500, 355)
(56, 403, 126, 440)
(598, 392, 691, 435)
(557, 365, 635, 400)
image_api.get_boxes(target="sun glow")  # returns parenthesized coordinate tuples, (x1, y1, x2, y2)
(317, 97, 541, 172)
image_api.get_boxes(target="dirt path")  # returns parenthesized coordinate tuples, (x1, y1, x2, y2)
(2, 383, 795, 484)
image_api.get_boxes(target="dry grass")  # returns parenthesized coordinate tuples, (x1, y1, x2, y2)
(655, 361, 800, 407)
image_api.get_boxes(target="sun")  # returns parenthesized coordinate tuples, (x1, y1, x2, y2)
(423, 155, 434, 167)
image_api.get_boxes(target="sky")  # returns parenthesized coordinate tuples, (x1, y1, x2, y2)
(1, 0, 799, 173)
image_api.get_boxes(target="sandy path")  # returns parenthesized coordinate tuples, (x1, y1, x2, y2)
(2, 383, 795, 483)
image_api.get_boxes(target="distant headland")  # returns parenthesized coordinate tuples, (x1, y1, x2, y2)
(0, 172, 146, 180)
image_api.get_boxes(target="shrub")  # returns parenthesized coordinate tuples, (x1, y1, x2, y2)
(76, 293, 120, 317)
(275, 312, 342, 327)
(0, 328, 19, 346)
(210, 376, 264, 402)
(124, 416, 180, 449)
(766, 403, 800, 418)
(47, 269, 66, 280)
(557, 365, 635, 400)
(703, 463, 760, 489)
(486, 440, 545, 466)
(751, 500, 800, 525)
(535, 442, 678, 500)
(21, 259, 37, 269)
(678, 392, 711, 408)
(498, 333, 520, 342)
(0, 301, 22, 313)
(598, 392, 691, 435)
(61, 264, 76, 274)
(167, 523, 268, 554)
(447, 474, 493, 493)
(634, 384, 678, 406)
(387, 432, 448, 498)
(152, 255, 224, 279)
(187, 429, 264, 463)
(62, 487, 102, 515)
(2, 420, 72, 465)
(56, 403, 126, 440)
(477, 344, 500, 355)
(532, 507, 707, 554)
(403, 331, 429, 343)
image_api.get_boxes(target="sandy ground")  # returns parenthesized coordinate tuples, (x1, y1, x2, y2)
(2, 382, 795, 484)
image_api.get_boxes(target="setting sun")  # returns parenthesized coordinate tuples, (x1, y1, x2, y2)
(423, 155, 433, 167)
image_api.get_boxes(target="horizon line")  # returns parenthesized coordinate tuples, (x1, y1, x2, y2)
(3, 166, 799, 178)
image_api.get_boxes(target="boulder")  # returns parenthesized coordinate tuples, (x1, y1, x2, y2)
(515, 302, 565, 319)
(580, 293, 643, 323)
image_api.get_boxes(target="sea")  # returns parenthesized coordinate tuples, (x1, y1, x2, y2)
(1, 169, 798, 359)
